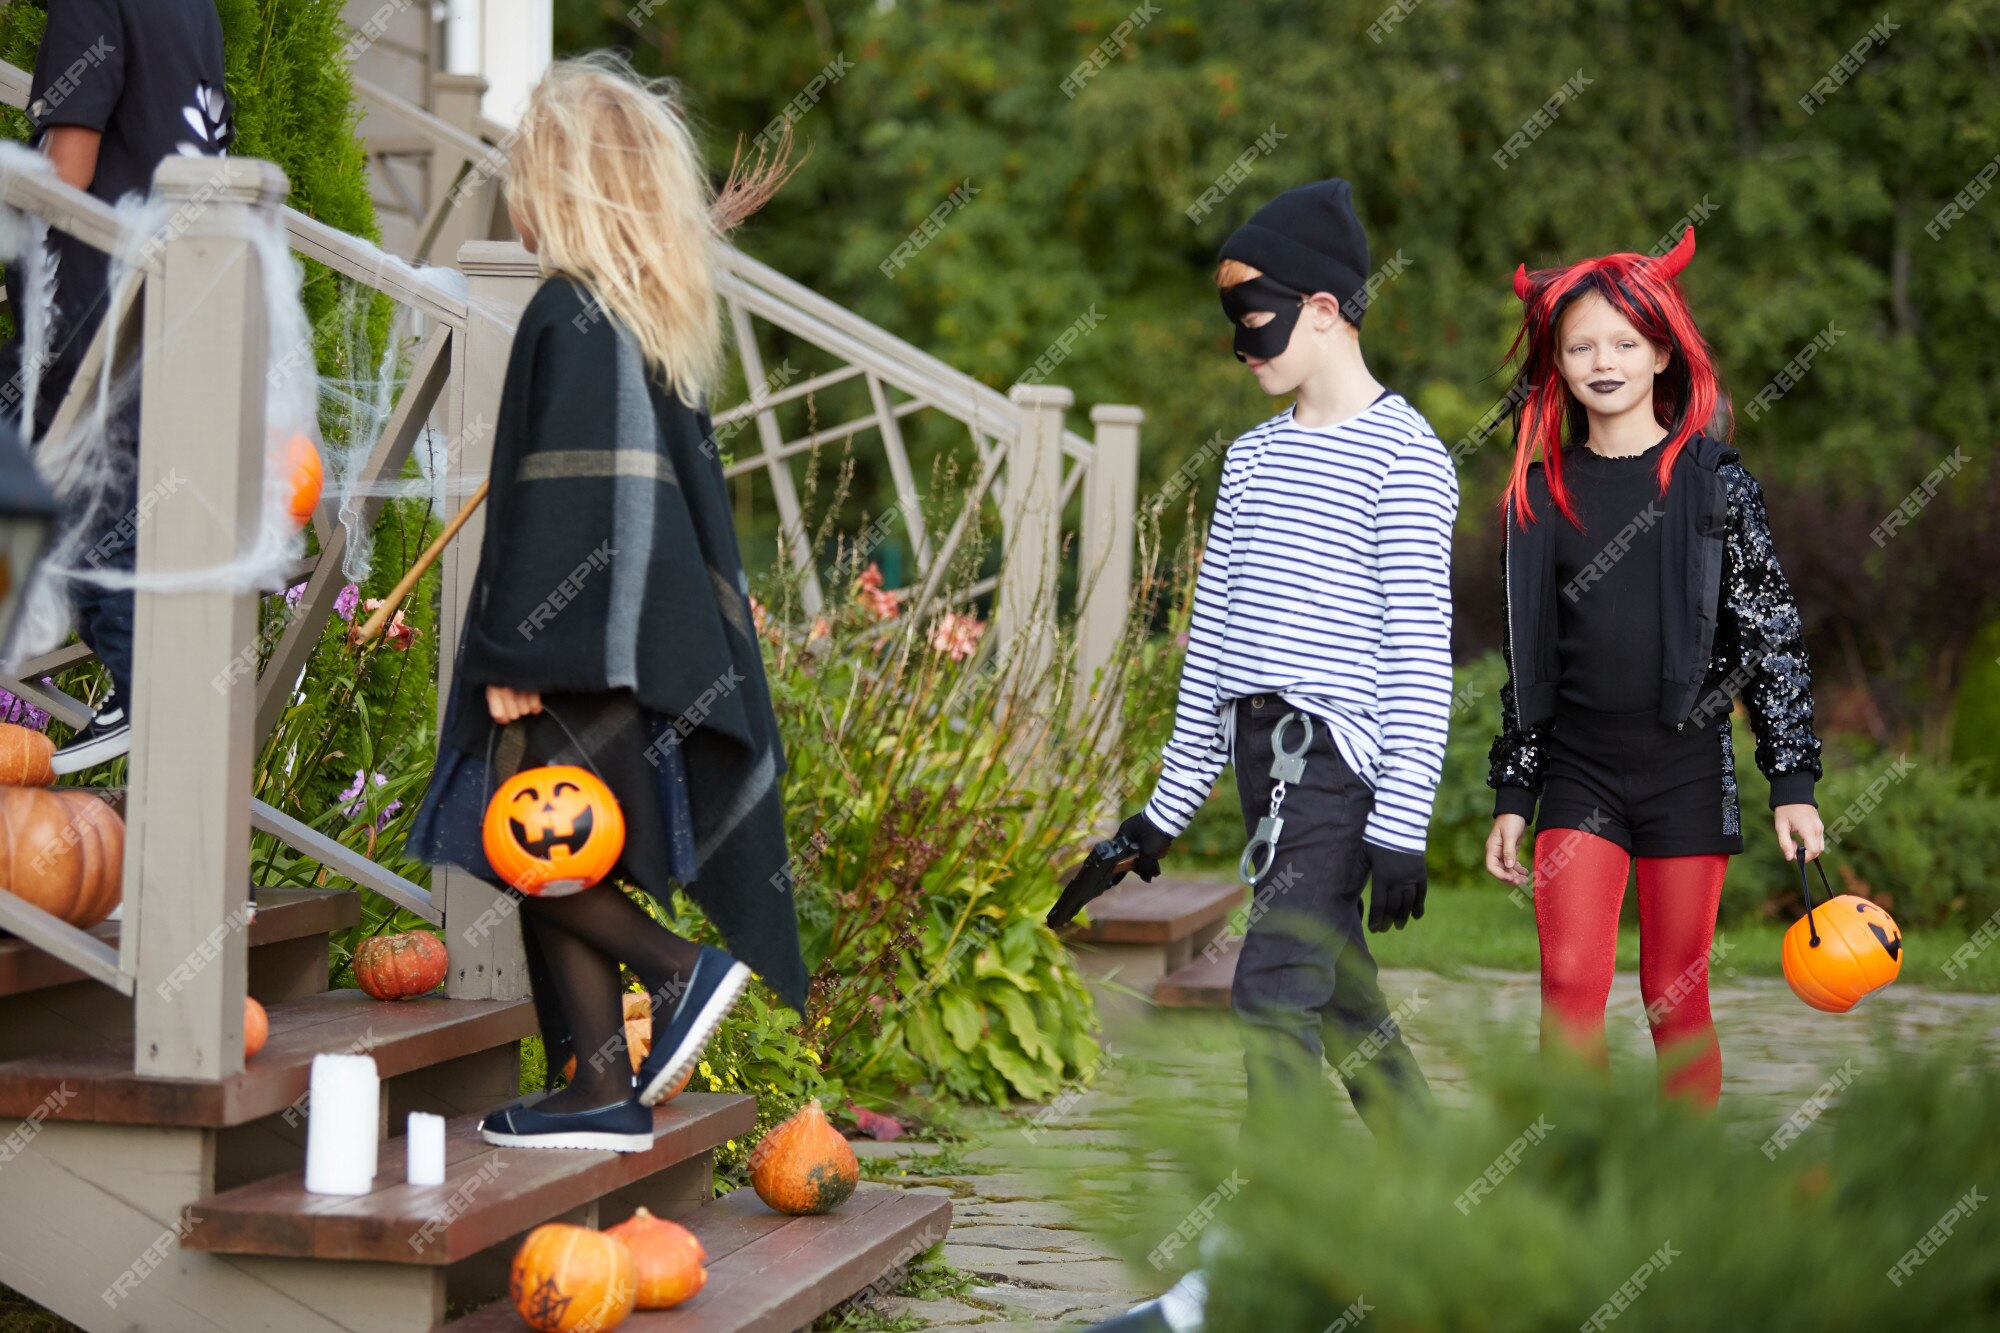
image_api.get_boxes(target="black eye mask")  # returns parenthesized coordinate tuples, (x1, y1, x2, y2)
(1220, 273, 1308, 362)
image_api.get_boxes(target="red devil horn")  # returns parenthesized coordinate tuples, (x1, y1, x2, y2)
(1651, 226, 1696, 281)
(1512, 264, 1532, 301)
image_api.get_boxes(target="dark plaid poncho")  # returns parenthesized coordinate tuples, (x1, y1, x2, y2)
(410, 275, 808, 1047)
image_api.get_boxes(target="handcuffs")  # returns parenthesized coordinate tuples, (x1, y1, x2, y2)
(1238, 709, 1315, 887)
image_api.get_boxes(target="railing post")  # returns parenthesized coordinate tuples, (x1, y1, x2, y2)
(424, 72, 497, 267)
(998, 386, 1069, 715)
(129, 155, 288, 1078)
(1078, 405, 1141, 729)
(440, 240, 539, 1001)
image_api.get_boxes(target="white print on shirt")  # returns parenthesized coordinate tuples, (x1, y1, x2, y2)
(177, 81, 232, 156)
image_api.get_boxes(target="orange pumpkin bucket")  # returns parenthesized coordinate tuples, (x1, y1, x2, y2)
(483, 763, 625, 895)
(1781, 850, 1902, 1013)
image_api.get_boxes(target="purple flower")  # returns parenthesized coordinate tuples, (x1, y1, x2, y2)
(0, 689, 50, 733)
(334, 583, 360, 622)
(285, 581, 307, 608)
(338, 769, 402, 831)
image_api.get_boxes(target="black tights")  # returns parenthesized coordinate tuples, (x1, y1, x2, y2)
(518, 885, 702, 1112)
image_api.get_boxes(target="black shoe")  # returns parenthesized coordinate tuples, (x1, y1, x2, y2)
(479, 1095, 655, 1152)
(51, 688, 130, 775)
(635, 944, 752, 1107)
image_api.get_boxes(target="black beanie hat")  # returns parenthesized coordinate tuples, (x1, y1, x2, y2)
(1218, 178, 1372, 324)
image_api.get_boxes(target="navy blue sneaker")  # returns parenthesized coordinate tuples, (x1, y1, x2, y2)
(635, 944, 752, 1106)
(479, 1095, 655, 1152)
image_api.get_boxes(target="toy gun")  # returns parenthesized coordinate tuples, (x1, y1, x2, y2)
(1045, 830, 1151, 930)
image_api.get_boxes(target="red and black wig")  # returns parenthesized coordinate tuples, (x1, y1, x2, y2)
(1501, 228, 1725, 528)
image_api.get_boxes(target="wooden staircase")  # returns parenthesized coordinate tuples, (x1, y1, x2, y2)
(1059, 877, 1247, 1018)
(0, 901, 951, 1331)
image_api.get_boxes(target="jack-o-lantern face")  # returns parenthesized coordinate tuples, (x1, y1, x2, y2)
(483, 765, 625, 896)
(1782, 893, 1904, 1013)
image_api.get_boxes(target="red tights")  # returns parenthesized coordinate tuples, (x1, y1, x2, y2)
(1532, 828, 1727, 1109)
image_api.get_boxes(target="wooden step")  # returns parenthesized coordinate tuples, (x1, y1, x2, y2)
(1060, 876, 1246, 945)
(0, 987, 536, 1126)
(182, 1091, 757, 1265)
(0, 884, 359, 1000)
(1153, 932, 1240, 1008)
(444, 1185, 953, 1332)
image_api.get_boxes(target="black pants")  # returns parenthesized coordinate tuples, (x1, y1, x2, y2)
(1229, 693, 1431, 1139)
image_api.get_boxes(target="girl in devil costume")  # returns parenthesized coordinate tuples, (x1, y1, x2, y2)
(1483, 229, 1824, 1108)
(408, 56, 807, 1152)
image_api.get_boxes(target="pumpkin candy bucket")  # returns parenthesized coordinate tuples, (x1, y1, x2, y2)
(1781, 850, 1902, 1013)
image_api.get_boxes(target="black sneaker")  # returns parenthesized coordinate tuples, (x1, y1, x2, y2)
(635, 944, 751, 1107)
(51, 688, 130, 775)
(479, 1095, 655, 1152)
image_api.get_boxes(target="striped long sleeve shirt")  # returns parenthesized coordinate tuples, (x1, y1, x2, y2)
(1141, 394, 1459, 855)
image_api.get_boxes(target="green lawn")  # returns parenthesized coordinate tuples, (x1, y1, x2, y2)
(1350, 884, 2000, 994)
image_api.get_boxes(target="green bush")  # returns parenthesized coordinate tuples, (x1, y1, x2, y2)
(1110, 1021, 2000, 1331)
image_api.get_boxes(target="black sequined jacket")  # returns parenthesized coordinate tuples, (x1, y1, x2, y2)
(1487, 430, 1822, 823)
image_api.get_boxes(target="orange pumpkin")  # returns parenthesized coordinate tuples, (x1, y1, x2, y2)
(245, 996, 268, 1060)
(749, 1098, 859, 1216)
(482, 765, 624, 895)
(0, 724, 54, 785)
(604, 1207, 707, 1309)
(353, 930, 449, 1000)
(0, 786, 123, 928)
(285, 432, 323, 527)
(509, 1222, 636, 1333)
(1783, 894, 1902, 1012)
(562, 991, 664, 1083)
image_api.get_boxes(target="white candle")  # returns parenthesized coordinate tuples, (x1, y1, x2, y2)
(407, 1111, 447, 1186)
(304, 1052, 380, 1196)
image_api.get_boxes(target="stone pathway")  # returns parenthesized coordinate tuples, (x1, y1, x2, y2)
(851, 967, 2000, 1330)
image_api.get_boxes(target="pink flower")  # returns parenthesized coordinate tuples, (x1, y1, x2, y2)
(855, 563, 901, 621)
(928, 611, 985, 661)
(333, 583, 360, 622)
(284, 581, 307, 608)
(360, 599, 419, 651)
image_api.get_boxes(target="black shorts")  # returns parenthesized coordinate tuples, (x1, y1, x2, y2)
(1534, 705, 1744, 858)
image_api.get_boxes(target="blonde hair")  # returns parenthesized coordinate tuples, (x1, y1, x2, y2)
(504, 52, 798, 407)
(1216, 258, 1262, 288)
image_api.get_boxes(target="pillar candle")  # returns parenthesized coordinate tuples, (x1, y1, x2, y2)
(406, 1111, 447, 1186)
(304, 1052, 380, 1195)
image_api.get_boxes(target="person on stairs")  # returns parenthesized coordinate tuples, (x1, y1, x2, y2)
(1092, 178, 1457, 1332)
(0, 0, 236, 773)
(407, 54, 808, 1153)
(1482, 229, 1825, 1109)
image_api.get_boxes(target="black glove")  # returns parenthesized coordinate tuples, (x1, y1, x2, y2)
(1045, 812, 1174, 929)
(1363, 840, 1428, 932)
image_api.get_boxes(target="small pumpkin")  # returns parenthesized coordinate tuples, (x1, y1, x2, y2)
(562, 991, 662, 1082)
(604, 1206, 707, 1309)
(244, 996, 268, 1060)
(508, 1222, 636, 1333)
(285, 432, 323, 527)
(0, 724, 54, 785)
(749, 1098, 859, 1215)
(0, 786, 123, 928)
(1783, 894, 1903, 1013)
(482, 765, 625, 895)
(353, 930, 448, 1000)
